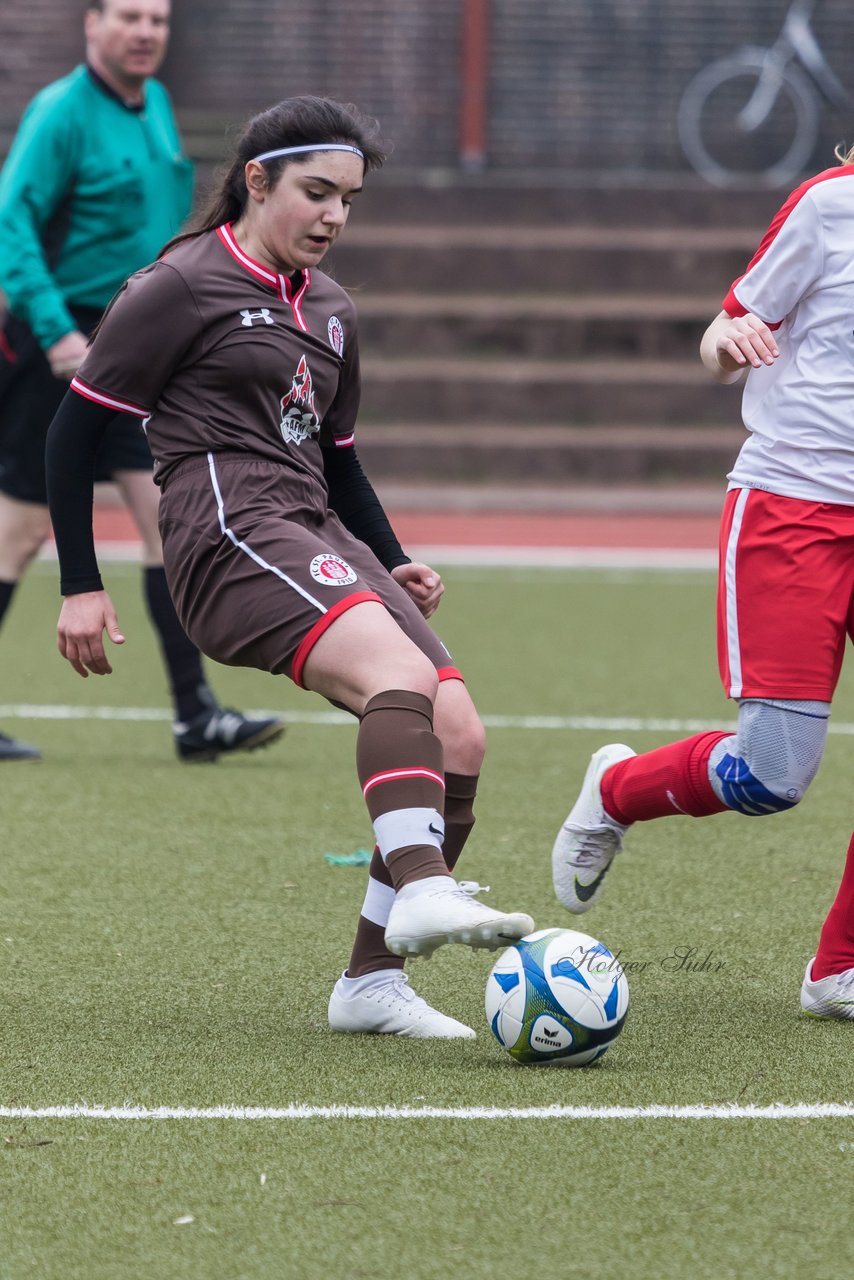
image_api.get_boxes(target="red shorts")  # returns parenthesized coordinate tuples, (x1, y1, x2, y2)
(717, 488, 854, 701)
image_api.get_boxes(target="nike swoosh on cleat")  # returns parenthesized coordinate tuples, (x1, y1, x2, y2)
(574, 868, 609, 902)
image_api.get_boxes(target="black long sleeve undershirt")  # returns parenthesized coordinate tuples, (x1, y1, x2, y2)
(321, 444, 410, 572)
(45, 389, 117, 595)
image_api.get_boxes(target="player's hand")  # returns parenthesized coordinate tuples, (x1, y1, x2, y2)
(714, 312, 779, 372)
(46, 330, 89, 381)
(57, 591, 125, 677)
(391, 562, 444, 619)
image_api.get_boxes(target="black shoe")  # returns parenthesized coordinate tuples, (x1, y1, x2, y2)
(0, 730, 41, 761)
(173, 706, 285, 763)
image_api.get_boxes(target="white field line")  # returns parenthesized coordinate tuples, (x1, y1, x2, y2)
(0, 1103, 852, 1121)
(37, 542, 717, 571)
(3, 705, 854, 739)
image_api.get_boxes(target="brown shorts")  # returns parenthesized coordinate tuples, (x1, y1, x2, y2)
(158, 454, 460, 687)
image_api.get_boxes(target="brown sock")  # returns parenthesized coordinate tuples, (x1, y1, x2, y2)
(346, 772, 480, 978)
(346, 849, 404, 978)
(356, 689, 449, 890)
(442, 772, 479, 871)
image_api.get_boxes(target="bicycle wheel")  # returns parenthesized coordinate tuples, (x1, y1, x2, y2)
(677, 49, 819, 188)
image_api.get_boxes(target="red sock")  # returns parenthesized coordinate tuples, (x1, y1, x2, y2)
(601, 731, 732, 825)
(812, 832, 854, 980)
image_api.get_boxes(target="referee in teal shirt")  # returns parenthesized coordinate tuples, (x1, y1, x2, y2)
(0, 0, 285, 763)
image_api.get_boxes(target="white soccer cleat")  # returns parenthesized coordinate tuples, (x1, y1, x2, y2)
(384, 876, 535, 959)
(552, 743, 636, 914)
(800, 958, 854, 1020)
(328, 969, 476, 1038)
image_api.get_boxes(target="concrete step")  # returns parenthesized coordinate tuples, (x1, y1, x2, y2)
(345, 177, 779, 229)
(315, 183, 767, 493)
(355, 423, 744, 484)
(341, 225, 758, 250)
(180, 148, 780, 228)
(331, 224, 755, 293)
(355, 291, 719, 359)
(358, 356, 741, 425)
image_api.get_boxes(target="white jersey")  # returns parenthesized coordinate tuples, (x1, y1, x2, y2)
(723, 165, 854, 506)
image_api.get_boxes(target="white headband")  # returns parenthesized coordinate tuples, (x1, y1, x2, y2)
(252, 143, 364, 163)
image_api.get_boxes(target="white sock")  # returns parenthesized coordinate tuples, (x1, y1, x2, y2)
(399, 874, 455, 897)
(338, 968, 404, 995)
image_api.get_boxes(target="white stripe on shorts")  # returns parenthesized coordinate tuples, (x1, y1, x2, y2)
(723, 487, 751, 698)
(206, 453, 327, 613)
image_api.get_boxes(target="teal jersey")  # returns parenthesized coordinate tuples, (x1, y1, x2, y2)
(0, 65, 194, 350)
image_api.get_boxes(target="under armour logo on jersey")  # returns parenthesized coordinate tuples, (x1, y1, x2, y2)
(240, 308, 274, 326)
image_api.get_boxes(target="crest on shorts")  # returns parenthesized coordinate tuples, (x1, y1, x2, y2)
(280, 355, 319, 445)
(309, 553, 358, 587)
(327, 315, 344, 356)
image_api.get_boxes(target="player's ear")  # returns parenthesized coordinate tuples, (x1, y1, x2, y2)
(84, 8, 102, 42)
(244, 161, 268, 202)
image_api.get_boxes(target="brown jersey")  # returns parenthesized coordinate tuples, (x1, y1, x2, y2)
(70, 223, 360, 494)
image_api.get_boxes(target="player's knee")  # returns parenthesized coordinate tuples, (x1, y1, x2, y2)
(434, 680, 486, 774)
(455, 707, 486, 774)
(0, 510, 51, 576)
(713, 750, 816, 816)
(713, 700, 829, 817)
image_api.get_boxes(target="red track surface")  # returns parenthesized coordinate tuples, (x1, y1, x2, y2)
(89, 506, 719, 550)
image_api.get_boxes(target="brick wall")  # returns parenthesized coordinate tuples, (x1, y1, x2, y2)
(2, 1, 851, 180)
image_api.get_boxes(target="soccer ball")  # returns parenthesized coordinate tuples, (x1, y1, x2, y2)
(485, 928, 629, 1066)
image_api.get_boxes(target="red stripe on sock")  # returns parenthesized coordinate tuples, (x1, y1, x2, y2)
(362, 766, 445, 798)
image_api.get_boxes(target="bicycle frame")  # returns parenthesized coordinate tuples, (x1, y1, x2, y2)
(784, 0, 848, 105)
(738, 0, 847, 131)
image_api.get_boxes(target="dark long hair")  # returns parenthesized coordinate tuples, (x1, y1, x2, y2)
(160, 95, 386, 255)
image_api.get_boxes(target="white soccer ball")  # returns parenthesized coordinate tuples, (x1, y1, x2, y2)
(485, 927, 629, 1066)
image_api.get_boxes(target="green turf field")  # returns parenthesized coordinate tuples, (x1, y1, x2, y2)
(2, 562, 853, 1279)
